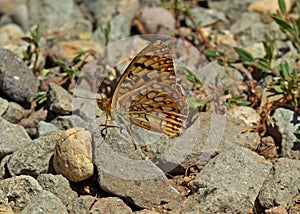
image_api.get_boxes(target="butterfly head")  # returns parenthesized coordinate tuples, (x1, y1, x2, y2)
(96, 98, 112, 116)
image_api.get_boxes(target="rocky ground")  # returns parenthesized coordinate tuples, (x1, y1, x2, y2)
(0, 0, 299, 213)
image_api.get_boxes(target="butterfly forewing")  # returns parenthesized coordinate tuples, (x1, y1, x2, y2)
(110, 40, 188, 137)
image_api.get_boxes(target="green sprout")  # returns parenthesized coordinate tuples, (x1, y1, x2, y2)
(22, 25, 41, 72)
(271, 0, 300, 53)
(272, 62, 299, 108)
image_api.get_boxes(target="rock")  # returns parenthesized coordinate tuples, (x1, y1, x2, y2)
(94, 129, 181, 208)
(146, 110, 260, 174)
(0, 175, 43, 212)
(230, 12, 283, 47)
(7, 131, 62, 177)
(27, 0, 91, 37)
(2, 101, 26, 123)
(38, 121, 60, 136)
(269, 108, 300, 159)
(92, 13, 131, 47)
(37, 174, 77, 208)
(48, 83, 73, 115)
(265, 206, 288, 214)
(248, 0, 291, 15)
(0, 202, 14, 214)
(49, 40, 101, 62)
(257, 136, 278, 162)
(177, 146, 272, 213)
(0, 3, 28, 30)
(0, 97, 8, 116)
(19, 107, 48, 137)
(0, 0, 26, 14)
(50, 115, 87, 130)
(90, 197, 132, 214)
(0, 117, 31, 159)
(82, 0, 138, 29)
(0, 49, 39, 103)
(53, 128, 94, 182)
(208, 0, 254, 22)
(230, 12, 261, 35)
(138, 7, 175, 34)
(133, 210, 160, 214)
(0, 24, 24, 47)
(227, 106, 260, 127)
(20, 190, 67, 214)
(69, 195, 96, 214)
(186, 7, 227, 28)
(258, 158, 300, 209)
(0, 154, 11, 179)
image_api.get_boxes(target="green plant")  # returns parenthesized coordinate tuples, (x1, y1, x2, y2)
(295, 126, 300, 143)
(225, 92, 251, 109)
(233, 33, 276, 72)
(272, 62, 299, 107)
(100, 21, 111, 47)
(22, 25, 41, 72)
(187, 97, 210, 111)
(52, 50, 89, 79)
(272, 0, 300, 53)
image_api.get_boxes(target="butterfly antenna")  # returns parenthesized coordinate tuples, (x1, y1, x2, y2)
(73, 94, 97, 100)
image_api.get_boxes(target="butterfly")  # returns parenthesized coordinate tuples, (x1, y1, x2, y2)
(96, 40, 188, 148)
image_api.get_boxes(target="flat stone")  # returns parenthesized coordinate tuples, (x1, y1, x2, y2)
(177, 146, 272, 213)
(0, 117, 31, 159)
(37, 174, 77, 208)
(90, 197, 132, 214)
(7, 131, 62, 177)
(258, 158, 300, 209)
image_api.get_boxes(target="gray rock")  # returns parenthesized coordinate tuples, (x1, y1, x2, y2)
(51, 115, 86, 130)
(269, 108, 300, 159)
(48, 83, 72, 115)
(0, 117, 31, 159)
(7, 131, 63, 177)
(0, 175, 43, 212)
(2, 101, 26, 123)
(94, 129, 181, 208)
(27, 0, 90, 36)
(208, 0, 254, 22)
(139, 7, 175, 34)
(37, 121, 60, 136)
(186, 7, 227, 27)
(258, 158, 300, 209)
(20, 190, 67, 214)
(82, 0, 138, 30)
(230, 12, 284, 47)
(69, 195, 96, 214)
(90, 197, 132, 214)
(178, 146, 272, 213)
(92, 13, 131, 48)
(230, 12, 261, 35)
(0, 154, 11, 179)
(37, 174, 77, 208)
(0, 97, 8, 116)
(0, 49, 39, 103)
(0, 3, 28, 30)
(146, 111, 260, 174)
